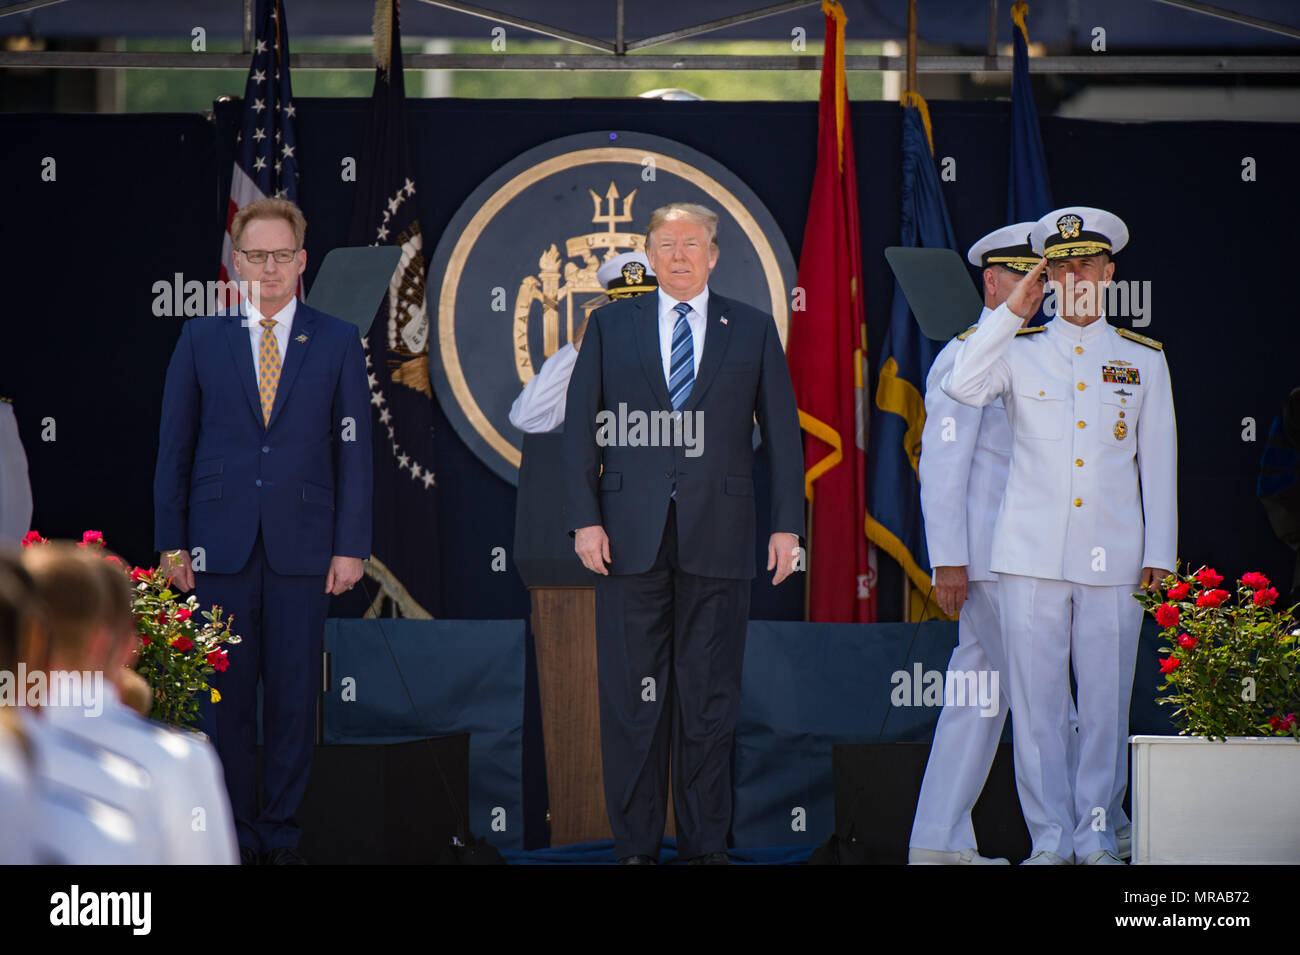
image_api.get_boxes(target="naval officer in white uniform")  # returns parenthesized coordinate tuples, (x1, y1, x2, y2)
(908, 224, 1042, 865)
(509, 252, 656, 434)
(945, 207, 1177, 865)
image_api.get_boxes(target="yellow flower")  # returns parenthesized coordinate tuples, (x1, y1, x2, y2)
(210, 688, 222, 703)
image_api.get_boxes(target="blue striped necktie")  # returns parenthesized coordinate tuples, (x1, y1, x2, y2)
(668, 302, 695, 410)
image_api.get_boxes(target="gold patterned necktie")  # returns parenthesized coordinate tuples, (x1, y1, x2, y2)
(258, 317, 281, 426)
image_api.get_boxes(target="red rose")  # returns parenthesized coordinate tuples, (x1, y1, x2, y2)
(156, 611, 168, 625)
(1253, 587, 1279, 607)
(141, 635, 150, 646)
(130, 567, 150, 583)
(1194, 567, 1223, 589)
(170, 635, 193, 652)
(103, 555, 122, 567)
(1241, 572, 1271, 591)
(1166, 581, 1190, 601)
(1159, 657, 1181, 674)
(174, 607, 192, 622)
(82, 530, 104, 546)
(1177, 633, 1197, 649)
(20, 530, 43, 548)
(1154, 603, 1180, 628)
(1269, 713, 1296, 732)
(1196, 589, 1229, 608)
(206, 649, 229, 672)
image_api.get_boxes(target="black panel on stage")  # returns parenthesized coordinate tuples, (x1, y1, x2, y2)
(831, 742, 1031, 865)
(279, 737, 470, 865)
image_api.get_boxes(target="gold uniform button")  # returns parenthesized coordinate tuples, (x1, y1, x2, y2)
(1074, 346, 1083, 354)
(1077, 382, 1086, 391)
(1076, 458, 1084, 467)
(1077, 420, 1086, 429)
(1121, 398, 1127, 404)
(1119, 411, 1126, 419)
(1038, 390, 1045, 396)
(1074, 498, 1083, 507)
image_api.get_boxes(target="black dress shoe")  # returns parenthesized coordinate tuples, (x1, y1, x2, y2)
(617, 854, 657, 865)
(239, 846, 260, 866)
(687, 851, 731, 865)
(263, 846, 308, 865)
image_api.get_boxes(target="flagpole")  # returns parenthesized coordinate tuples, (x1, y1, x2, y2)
(906, 0, 917, 94)
(804, 497, 812, 621)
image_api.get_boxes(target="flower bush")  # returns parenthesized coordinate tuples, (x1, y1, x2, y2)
(1137, 564, 1299, 741)
(22, 530, 241, 729)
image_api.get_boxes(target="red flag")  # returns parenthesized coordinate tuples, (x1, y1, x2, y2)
(786, 0, 877, 623)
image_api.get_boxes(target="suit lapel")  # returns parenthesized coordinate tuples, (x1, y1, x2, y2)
(682, 291, 731, 412)
(267, 303, 316, 430)
(225, 308, 265, 428)
(634, 294, 672, 410)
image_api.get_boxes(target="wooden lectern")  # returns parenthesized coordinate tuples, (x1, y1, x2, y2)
(514, 432, 674, 846)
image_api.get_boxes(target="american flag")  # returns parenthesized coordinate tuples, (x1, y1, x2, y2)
(218, 0, 298, 305)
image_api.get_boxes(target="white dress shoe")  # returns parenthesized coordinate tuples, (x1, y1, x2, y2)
(1080, 849, 1125, 865)
(907, 847, 1010, 865)
(1020, 850, 1070, 865)
(1115, 825, 1131, 861)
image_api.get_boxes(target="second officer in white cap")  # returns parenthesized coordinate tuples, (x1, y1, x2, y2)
(509, 251, 656, 433)
(944, 206, 1177, 865)
(909, 223, 1041, 864)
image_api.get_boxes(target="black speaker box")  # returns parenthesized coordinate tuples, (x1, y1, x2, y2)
(830, 742, 1031, 864)
(268, 736, 471, 864)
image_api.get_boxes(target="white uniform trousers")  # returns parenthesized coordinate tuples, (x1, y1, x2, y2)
(999, 574, 1143, 861)
(909, 581, 1010, 852)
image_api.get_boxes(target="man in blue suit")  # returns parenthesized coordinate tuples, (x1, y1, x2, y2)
(153, 198, 372, 865)
(563, 203, 805, 864)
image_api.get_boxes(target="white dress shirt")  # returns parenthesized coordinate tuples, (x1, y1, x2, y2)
(944, 305, 1178, 585)
(246, 296, 296, 370)
(509, 343, 579, 434)
(657, 288, 708, 390)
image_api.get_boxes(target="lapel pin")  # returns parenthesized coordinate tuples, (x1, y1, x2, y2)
(720, 316, 728, 325)
(295, 333, 308, 343)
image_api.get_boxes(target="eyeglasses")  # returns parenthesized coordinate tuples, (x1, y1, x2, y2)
(239, 248, 299, 264)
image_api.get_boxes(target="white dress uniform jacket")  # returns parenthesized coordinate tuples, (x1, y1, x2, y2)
(42, 688, 239, 864)
(921, 308, 1011, 582)
(943, 303, 1177, 585)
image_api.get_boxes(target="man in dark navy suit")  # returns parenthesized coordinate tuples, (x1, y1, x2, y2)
(153, 198, 372, 865)
(563, 203, 804, 864)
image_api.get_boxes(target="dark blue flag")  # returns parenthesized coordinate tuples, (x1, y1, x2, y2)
(1009, 1, 1053, 327)
(346, 0, 440, 618)
(865, 96, 959, 617)
(1008, 0, 1052, 224)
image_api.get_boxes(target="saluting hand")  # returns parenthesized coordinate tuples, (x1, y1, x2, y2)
(1007, 256, 1049, 319)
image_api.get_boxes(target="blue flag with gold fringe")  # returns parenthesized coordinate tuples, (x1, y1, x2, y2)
(865, 95, 957, 615)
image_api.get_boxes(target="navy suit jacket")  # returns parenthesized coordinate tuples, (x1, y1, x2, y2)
(562, 289, 804, 580)
(153, 302, 372, 576)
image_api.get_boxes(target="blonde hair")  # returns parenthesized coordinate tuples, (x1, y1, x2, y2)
(231, 197, 307, 250)
(645, 202, 719, 249)
(20, 543, 114, 664)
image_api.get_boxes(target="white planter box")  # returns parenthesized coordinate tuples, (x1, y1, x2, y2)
(1131, 735, 1300, 864)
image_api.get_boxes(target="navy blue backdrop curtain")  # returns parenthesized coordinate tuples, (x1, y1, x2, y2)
(2, 99, 1297, 618)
